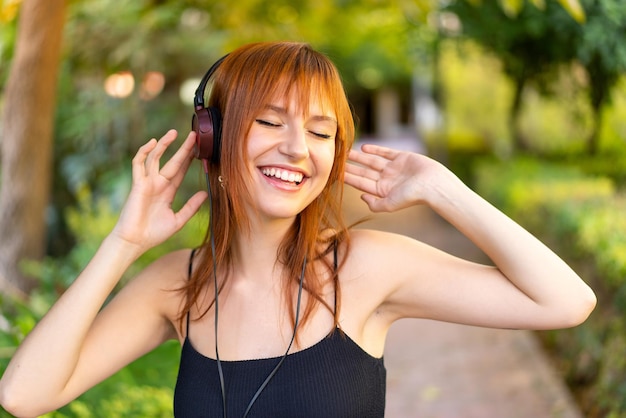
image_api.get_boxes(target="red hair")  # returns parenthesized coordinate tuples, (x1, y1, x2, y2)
(179, 42, 355, 336)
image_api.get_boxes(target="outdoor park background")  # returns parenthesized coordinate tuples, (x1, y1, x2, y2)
(1, 0, 626, 416)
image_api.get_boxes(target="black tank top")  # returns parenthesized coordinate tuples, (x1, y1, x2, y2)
(173, 251, 386, 417)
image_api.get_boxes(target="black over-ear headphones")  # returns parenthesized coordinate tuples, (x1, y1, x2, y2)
(191, 54, 228, 166)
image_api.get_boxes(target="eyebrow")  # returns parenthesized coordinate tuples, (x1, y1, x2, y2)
(265, 105, 338, 124)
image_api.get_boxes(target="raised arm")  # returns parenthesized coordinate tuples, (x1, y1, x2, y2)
(0, 130, 207, 417)
(344, 144, 596, 330)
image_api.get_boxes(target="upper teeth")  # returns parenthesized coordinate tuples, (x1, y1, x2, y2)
(262, 167, 304, 184)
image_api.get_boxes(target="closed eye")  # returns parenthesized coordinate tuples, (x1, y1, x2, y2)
(255, 119, 281, 127)
(309, 130, 333, 140)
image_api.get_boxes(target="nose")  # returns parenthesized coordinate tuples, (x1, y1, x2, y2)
(279, 125, 309, 160)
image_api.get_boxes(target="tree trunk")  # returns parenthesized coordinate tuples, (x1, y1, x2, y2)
(0, 0, 66, 296)
(508, 77, 529, 153)
(586, 71, 609, 156)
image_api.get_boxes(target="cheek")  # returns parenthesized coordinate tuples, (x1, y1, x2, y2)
(323, 144, 337, 175)
(245, 131, 261, 161)
(313, 144, 336, 185)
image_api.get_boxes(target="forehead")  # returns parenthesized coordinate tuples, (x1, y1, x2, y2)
(265, 82, 337, 118)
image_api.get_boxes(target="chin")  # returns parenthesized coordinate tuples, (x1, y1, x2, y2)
(257, 202, 310, 222)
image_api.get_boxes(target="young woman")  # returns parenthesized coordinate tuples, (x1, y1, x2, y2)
(0, 42, 596, 418)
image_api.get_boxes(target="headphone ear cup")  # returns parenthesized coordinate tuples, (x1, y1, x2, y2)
(191, 106, 222, 164)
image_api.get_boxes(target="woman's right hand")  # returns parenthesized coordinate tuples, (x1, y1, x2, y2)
(110, 129, 208, 254)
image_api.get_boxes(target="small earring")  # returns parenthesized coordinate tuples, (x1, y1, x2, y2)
(218, 175, 225, 189)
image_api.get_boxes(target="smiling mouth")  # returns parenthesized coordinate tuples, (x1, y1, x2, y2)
(261, 167, 305, 185)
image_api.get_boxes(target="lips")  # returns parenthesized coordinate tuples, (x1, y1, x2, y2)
(261, 167, 305, 185)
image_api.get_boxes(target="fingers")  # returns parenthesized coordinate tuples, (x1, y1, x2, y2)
(343, 170, 389, 213)
(345, 159, 374, 180)
(360, 193, 390, 213)
(345, 146, 387, 196)
(159, 131, 197, 182)
(348, 144, 399, 169)
(348, 149, 385, 173)
(132, 138, 157, 182)
(132, 130, 178, 178)
(144, 129, 179, 175)
(132, 130, 198, 186)
(359, 143, 400, 159)
(344, 169, 379, 196)
(174, 191, 209, 229)
(346, 152, 383, 182)
(347, 144, 399, 179)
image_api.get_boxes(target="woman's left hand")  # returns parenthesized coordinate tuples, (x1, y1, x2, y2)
(344, 144, 449, 212)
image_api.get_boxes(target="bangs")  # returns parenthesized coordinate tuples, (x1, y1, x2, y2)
(227, 42, 350, 142)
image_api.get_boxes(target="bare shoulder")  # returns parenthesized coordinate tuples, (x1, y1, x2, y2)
(343, 228, 433, 276)
(338, 229, 429, 306)
(339, 228, 460, 312)
(335, 229, 439, 354)
(114, 248, 193, 335)
(127, 249, 191, 293)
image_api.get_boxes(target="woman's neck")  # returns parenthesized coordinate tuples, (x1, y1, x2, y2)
(230, 217, 296, 283)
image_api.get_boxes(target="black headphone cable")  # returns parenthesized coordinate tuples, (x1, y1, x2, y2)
(205, 171, 306, 418)
(205, 171, 227, 416)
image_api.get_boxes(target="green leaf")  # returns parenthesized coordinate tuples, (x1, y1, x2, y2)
(499, 0, 524, 17)
(529, 0, 546, 9)
(557, 0, 586, 23)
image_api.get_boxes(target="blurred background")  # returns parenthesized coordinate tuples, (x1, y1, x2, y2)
(1, 0, 625, 416)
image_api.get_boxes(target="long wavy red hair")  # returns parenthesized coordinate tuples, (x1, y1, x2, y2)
(179, 41, 355, 335)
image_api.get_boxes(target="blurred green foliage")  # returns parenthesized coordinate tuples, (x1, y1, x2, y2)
(475, 158, 626, 417)
(446, 0, 626, 153)
(427, 38, 626, 158)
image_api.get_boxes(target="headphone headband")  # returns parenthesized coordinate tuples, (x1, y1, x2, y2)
(191, 54, 229, 168)
(194, 54, 229, 109)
